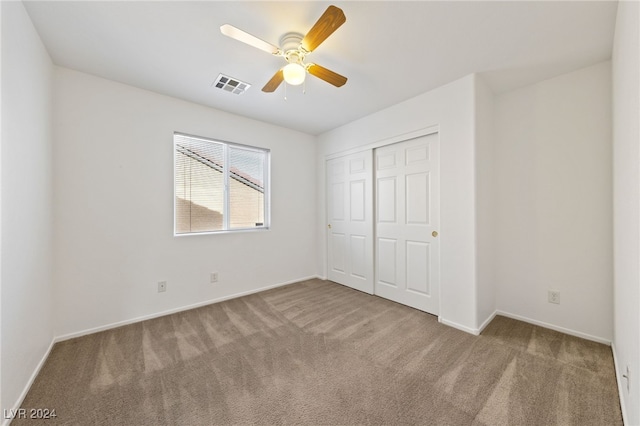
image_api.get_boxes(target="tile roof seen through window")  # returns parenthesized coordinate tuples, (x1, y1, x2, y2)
(176, 143, 264, 192)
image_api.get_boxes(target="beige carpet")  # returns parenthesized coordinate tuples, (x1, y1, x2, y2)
(15, 279, 622, 425)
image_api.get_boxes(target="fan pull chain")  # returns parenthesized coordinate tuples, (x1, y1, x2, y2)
(284, 82, 287, 101)
(303, 78, 306, 95)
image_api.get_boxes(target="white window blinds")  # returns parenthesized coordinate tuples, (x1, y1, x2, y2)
(174, 133, 269, 235)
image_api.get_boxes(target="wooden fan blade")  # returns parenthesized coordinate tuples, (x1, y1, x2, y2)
(220, 24, 280, 55)
(301, 5, 346, 52)
(262, 70, 284, 92)
(307, 64, 347, 87)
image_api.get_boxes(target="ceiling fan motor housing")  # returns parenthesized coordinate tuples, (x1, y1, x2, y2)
(279, 32, 308, 72)
(279, 32, 305, 54)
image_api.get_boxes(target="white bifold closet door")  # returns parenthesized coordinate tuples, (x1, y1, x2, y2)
(326, 151, 374, 294)
(375, 133, 440, 315)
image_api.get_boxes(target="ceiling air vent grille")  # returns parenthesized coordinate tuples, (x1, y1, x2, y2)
(213, 74, 250, 95)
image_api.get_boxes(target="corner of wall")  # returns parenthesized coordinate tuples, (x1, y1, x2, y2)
(492, 62, 613, 343)
(473, 73, 497, 330)
(1, 0, 56, 417)
(315, 137, 327, 280)
(612, 1, 640, 424)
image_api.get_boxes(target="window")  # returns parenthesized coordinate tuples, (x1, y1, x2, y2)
(174, 132, 270, 235)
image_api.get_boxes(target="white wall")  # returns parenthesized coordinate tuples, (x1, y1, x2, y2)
(317, 75, 480, 333)
(53, 68, 317, 337)
(494, 61, 613, 342)
(1, 0, 54, 416)
(612, 1, 640, 424)
(474, 75, 496, 329)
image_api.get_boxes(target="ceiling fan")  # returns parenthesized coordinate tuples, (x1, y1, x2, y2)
(220, 5, 347, 93)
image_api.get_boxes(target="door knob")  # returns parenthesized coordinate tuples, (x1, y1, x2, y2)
(432, 231, 438, 237)
(328, 224, 332, 229)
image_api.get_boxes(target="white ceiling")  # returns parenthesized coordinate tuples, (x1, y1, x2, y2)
(23, 1, 618, 135)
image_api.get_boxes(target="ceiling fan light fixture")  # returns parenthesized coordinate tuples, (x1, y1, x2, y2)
(283, 63, 306, 86)
(221, 6, 347, 93)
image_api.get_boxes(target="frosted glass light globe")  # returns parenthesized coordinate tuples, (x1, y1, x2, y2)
(283, 63, 306, 86)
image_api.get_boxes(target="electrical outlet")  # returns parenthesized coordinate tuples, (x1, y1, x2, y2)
(158, 281, 167, 293)
(548, 290, 560, 304)
(210, 272, 219, 284)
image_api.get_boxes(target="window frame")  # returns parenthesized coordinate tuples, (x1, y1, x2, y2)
(173, 131, 271, 236)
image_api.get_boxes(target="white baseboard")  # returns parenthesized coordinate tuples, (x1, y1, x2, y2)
(478, 310, 498, 334)
(438, 310, 612, 345)
(611, 343, 629, 426)
(2, 338, 56, 426)
(495, 310, 612, 345)
(55, 275, 321, 343)
(438, 311, 497, 336)
(438, 317, 481, 335)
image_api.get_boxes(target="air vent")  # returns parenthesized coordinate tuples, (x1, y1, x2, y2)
(213, 74, 251, 95)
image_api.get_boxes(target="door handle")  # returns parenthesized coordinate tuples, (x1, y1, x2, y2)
(432, 231, 438, 237)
